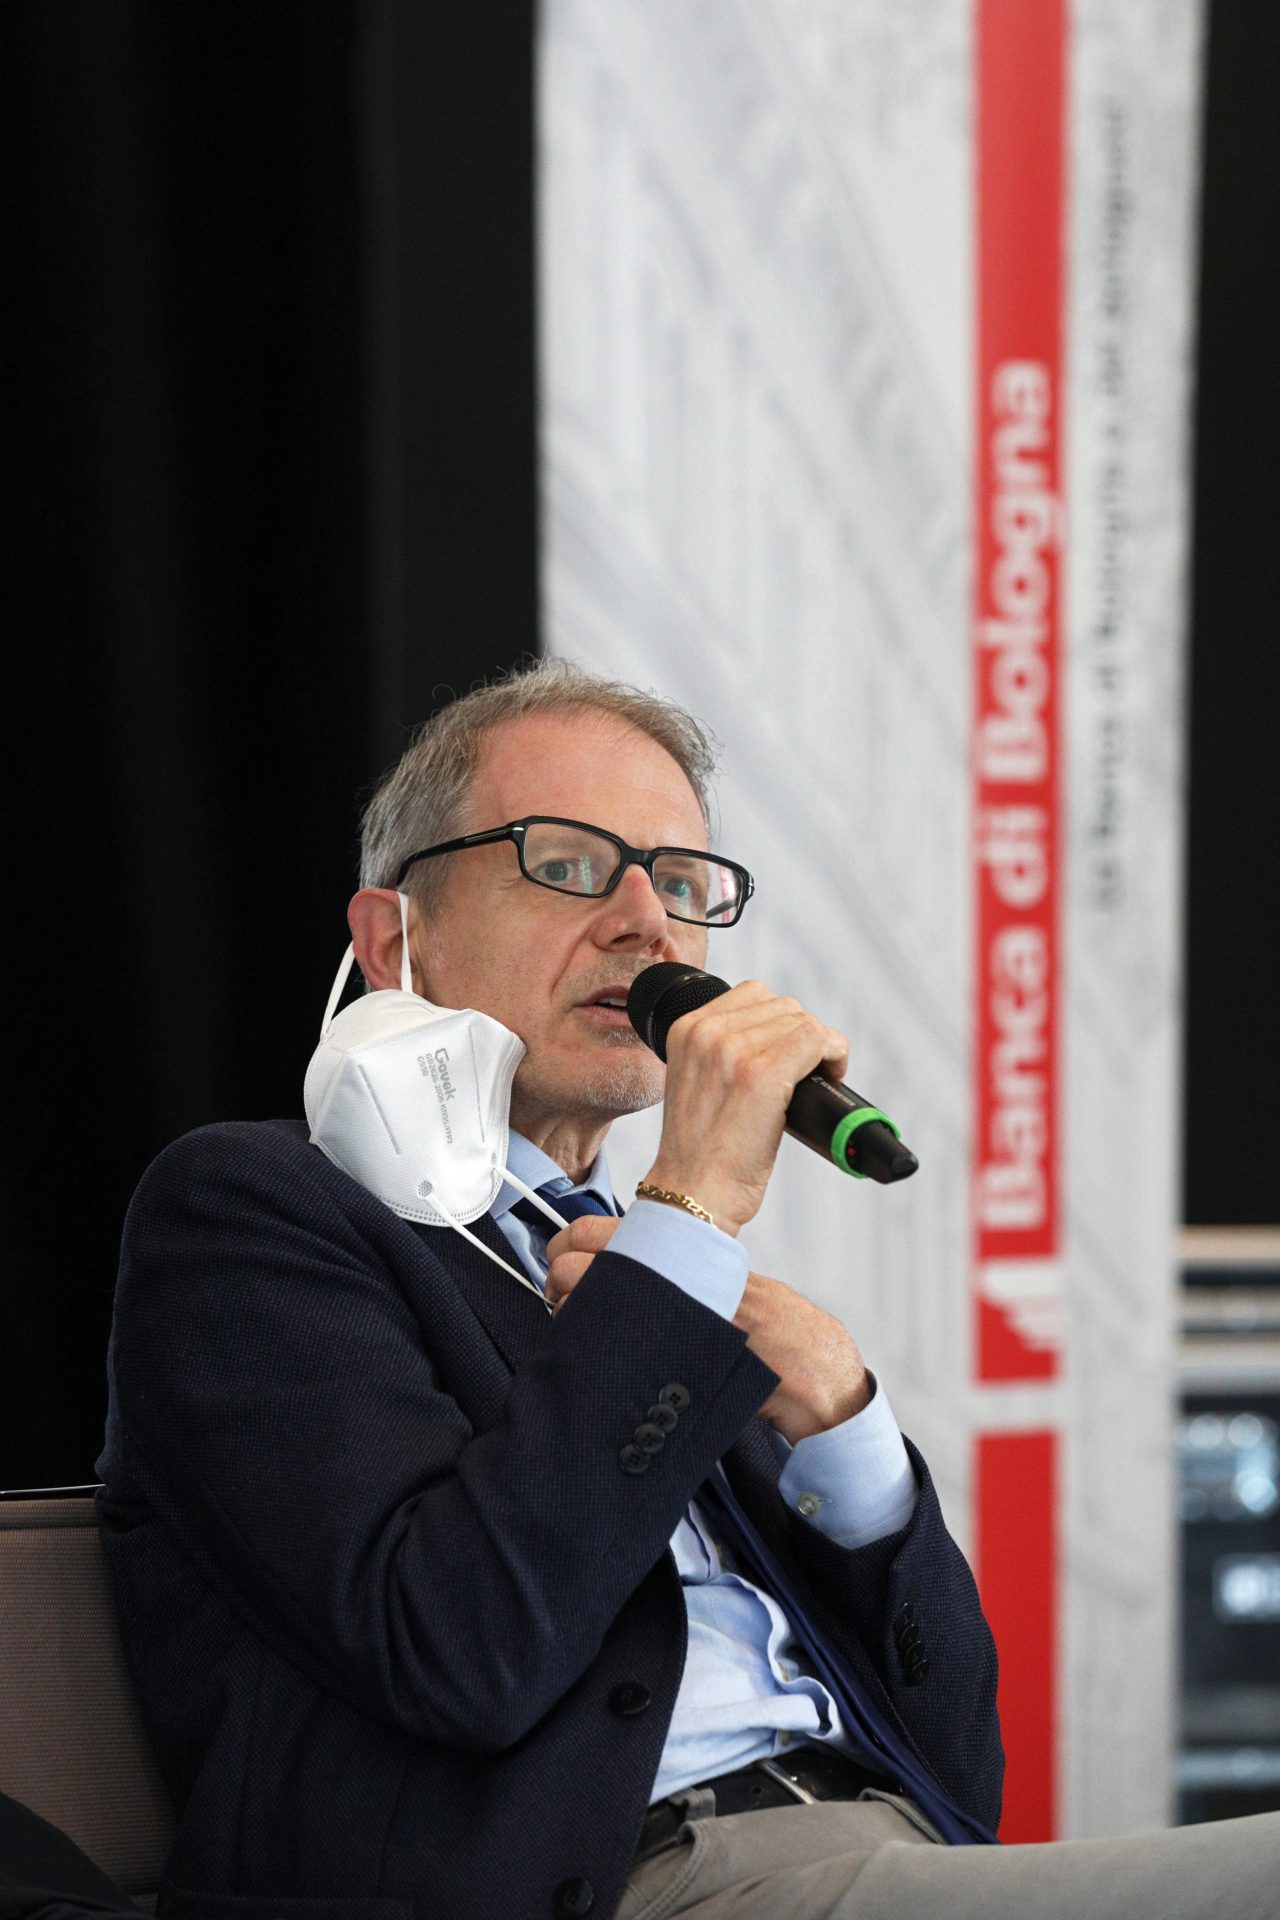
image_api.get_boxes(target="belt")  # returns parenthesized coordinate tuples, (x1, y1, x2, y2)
(638, 1746, 901, 1858)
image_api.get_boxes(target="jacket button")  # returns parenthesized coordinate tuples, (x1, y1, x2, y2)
(634, 1421, 666, 1454)
(897, 1624, 920, 1655)
(609, 1681, 651, 1716)
(658, 1382, 691, 1412)
(646, 1402, 679, 1432)
(553, 1877, 594, 1915)
(893, 1603, 915, 1645)
(619, 1443, 649, 1475)
(905, 1655, 929, 1687)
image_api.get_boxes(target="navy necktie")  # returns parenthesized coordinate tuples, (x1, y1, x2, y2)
(695, 1467, 998, 1847)
(509, 1183, 618, 1233)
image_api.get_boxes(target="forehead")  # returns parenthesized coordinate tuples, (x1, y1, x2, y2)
(465, 711, 708, 849)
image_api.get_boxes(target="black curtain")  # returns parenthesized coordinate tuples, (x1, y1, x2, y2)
(1183, 0, 1280, 1226)
(3, 1, 538, 1485)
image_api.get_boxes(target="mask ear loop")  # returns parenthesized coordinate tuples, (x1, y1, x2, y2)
(418, 1182, 553, 1308)
(320, 894, 416, 1033)
(320, 945, 357, 1034)
(499, 1168, 572, 1232)
(397, 891, 413, 994)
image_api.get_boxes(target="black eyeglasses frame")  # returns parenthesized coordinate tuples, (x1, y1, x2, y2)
(392, 815, 754, 927)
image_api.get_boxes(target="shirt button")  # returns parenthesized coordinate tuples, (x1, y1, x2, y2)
(797, 1492, 821, 1517)
(777, 1731, 792, 1748)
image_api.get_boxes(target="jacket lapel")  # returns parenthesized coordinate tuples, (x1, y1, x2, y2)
(721, 1419, 793, 1560)
(722, 1417, 916, 1742)
(407, 1209, 553, 1374)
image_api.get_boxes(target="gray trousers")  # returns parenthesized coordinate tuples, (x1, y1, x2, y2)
(618, 1786, 1280, 1920)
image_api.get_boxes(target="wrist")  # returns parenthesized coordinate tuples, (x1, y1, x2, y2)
(811, 1363, 874, 1431)
(642, 1165, 743, 1237)
(635, 1181, 716, 1227)
(827, 1369, 873, 1425)
(771, 1371, 873, 1444)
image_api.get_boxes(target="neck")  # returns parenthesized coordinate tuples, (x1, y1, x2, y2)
(511, 1107, 611, 1188)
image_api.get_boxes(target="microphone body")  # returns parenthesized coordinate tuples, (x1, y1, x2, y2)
(627, 963, 919, 1185)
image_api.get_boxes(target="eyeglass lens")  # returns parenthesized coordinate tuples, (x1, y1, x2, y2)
(521, 821, 740, 923)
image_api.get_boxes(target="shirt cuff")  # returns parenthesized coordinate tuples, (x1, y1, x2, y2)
(608, 1200, 747, 1322)
(775, 1375, 919, 1548)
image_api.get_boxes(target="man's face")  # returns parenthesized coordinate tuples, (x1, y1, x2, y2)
(415, 711, 711, 1138)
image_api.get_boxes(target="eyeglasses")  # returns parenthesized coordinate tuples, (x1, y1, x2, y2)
(393, 815, 754, 927)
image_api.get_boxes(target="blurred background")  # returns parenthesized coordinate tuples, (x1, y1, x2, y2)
(4, 0, 1278, 1849)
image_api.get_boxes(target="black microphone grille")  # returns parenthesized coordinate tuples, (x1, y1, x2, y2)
(627, 963, 730, 1061)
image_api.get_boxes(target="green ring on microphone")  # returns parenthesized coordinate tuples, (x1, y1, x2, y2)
(829, 1107, 901, 1179)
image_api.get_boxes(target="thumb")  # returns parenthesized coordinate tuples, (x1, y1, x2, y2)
(545, 1214, 620, 1262)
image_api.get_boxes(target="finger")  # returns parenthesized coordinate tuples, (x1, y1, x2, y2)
(671, 993, 844, 1064)
(662, 979, 781, 1046)
(751, 1016, 850, 1092)
(545, 1215, 619, 1262)
(668, 1005, 810, 1075)
(547, 1250, 597, 1299)
(682, 1002, 847, 1080)
(822, 1028, 849, 1080)
(670, 987, 805, 1042)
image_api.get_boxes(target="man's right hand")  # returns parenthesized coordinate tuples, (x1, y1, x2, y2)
(641, 979, 848, 1237)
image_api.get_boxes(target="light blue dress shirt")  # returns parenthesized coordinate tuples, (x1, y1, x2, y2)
(492, 1131, 919, 1801)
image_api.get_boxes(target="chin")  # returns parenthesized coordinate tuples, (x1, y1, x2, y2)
(580, 1057, 665, 1118)
(522, 1051, 663, 1124)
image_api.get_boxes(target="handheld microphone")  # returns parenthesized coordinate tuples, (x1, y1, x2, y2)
(627, 962, 919, 1185)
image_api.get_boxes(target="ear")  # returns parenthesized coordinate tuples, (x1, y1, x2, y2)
(348, 887, 415, 992)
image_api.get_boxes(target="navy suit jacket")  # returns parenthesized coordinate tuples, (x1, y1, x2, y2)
(97, 1120, 1002, 1920)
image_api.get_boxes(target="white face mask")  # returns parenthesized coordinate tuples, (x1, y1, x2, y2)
(304, 894, 567, 1300)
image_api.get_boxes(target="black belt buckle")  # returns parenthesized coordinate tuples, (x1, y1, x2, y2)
(757, 1746, 890, 1805)
(636, 1747, 899, 1866)
(756, 1755, 823, 1804)
(642, 1748, 890, 1841)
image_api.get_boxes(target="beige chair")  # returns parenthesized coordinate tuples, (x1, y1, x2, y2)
(0, 1489, 176, 1908)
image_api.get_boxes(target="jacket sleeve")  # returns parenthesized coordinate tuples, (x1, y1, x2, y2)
(103, 1124, 776, 1754)
(783, 1438, 1004, 1832)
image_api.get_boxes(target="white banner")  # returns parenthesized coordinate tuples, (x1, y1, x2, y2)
(539, 0, 1202, 1839)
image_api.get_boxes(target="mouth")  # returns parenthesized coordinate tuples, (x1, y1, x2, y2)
(574, 986, 638, 1028)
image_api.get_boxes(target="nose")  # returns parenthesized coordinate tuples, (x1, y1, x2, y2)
(590, 859, 674, 953)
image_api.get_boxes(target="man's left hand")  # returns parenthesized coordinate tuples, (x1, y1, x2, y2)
(734, 1272, 871, 1443)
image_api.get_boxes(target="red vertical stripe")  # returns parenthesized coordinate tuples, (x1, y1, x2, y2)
(972, 0, 1066, 1376)
(973, 0, 1067, 1845)
(977, 1431, 1059, 1840)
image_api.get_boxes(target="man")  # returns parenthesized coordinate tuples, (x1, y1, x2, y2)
(98, 664, 1276, 1920)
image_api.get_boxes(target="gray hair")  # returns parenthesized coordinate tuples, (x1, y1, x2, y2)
(359, 658, 720, 907)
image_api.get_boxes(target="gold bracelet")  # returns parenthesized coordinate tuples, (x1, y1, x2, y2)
(635, 1181, 714, 1227)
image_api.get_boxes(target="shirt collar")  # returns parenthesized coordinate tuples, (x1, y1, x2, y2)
(493, 1129, 615, 1221)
